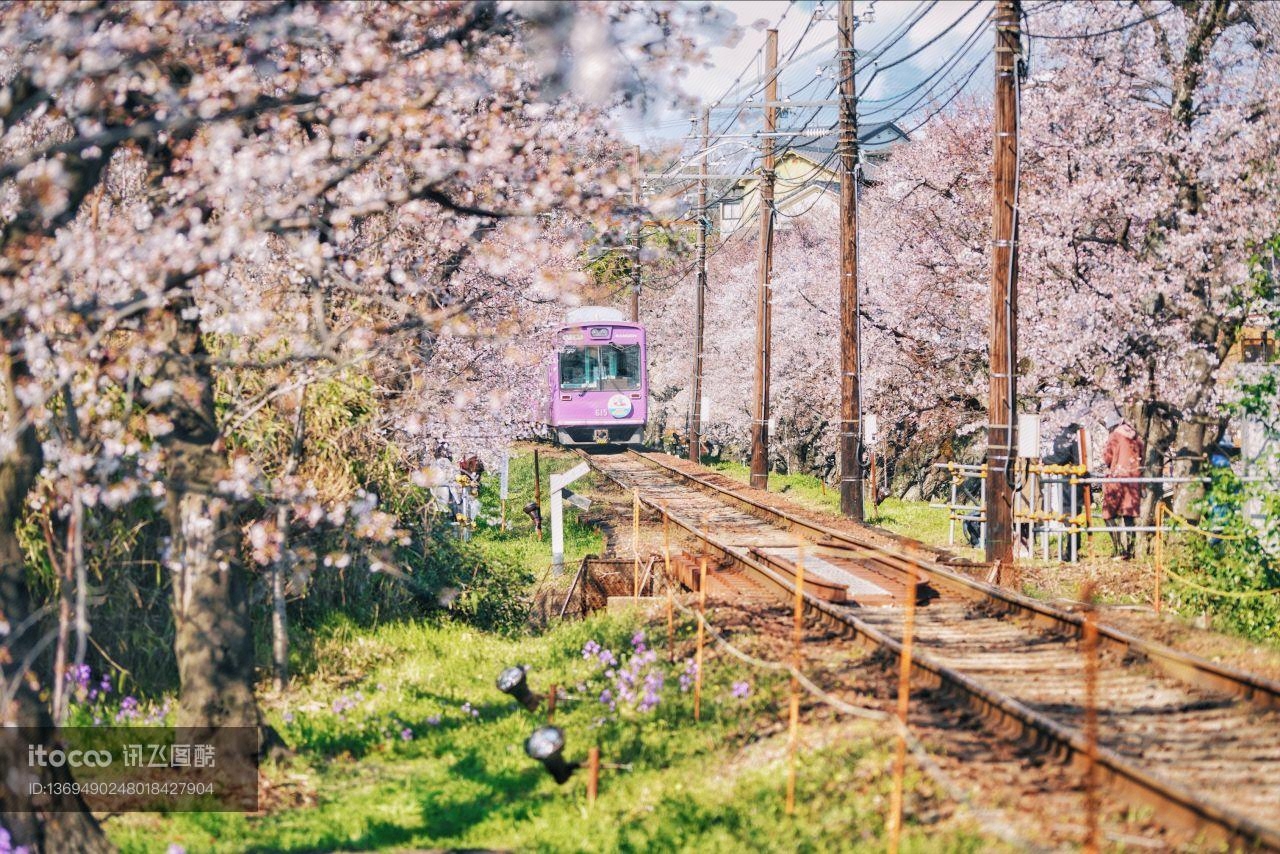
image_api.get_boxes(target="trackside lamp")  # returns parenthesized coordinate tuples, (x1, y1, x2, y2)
(497, 665, 540, 712)
(525, 726, 578, 784)
(523, 501, 542, 533)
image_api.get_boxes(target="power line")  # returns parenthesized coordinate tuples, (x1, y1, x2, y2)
(859, 10, 992, 115)
(1023, 5, 1172, 39)
(860, 14, 993, 126)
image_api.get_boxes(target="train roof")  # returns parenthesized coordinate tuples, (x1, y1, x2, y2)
(565, 306, 625, 323)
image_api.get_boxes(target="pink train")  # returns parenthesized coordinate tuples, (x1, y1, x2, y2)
(547, 307, 647, 446)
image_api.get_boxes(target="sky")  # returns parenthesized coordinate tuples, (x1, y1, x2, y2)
(616, 0, 997, 160)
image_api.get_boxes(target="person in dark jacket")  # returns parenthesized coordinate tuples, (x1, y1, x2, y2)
(1043, 422, 1085, 561)
(1103, 413, 1145, 559)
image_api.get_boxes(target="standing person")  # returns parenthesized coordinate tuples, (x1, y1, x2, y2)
(1102, 413, 1145, 559)
(1043, 422, 1085, 561)
(430, 444, 456, 517)
(458, 454, 486, 527)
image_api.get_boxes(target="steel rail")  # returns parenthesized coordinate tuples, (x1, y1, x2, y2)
(623, 449, 1280, 711)
(578, 447, 1280, 850)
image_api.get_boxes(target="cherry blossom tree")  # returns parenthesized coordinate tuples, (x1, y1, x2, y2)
(646, 0, 1279, 514)
(0, 2, 726, 846)
(1019, 0, 1280, 519)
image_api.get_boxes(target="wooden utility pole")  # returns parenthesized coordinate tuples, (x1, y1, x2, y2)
(631, 146, 642, 323)
(749, 29, 778, 490)
(689, 109, 710, 464)
(985, 0, 1021, 578)
(838, 0, 865, 521)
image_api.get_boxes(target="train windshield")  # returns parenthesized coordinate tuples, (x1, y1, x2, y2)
(558, 344, 641, 391)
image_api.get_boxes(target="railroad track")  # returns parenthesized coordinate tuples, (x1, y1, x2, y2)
(581, 447, 1280, 850)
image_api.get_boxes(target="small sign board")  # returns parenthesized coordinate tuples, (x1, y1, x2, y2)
(563, 489, 592, 512)
(499, 451, 510, 499)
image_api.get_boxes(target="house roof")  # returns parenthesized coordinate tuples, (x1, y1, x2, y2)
(712, 121, 909, 216)
(788, 121, 910, 162)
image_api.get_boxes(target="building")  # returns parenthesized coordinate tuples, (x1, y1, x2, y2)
(718, 121, 908, 234)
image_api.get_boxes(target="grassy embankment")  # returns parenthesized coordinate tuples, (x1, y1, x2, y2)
(108, 612, 998, 853)
(104, 446, 1000, 852)
(469, 443, 606, 581)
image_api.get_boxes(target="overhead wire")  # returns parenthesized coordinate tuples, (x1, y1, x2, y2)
(643, 0, 999, 296)
(677, 0, 933, 175)
(1022, 5, 1173, 39)
(858, 10, 993, 120)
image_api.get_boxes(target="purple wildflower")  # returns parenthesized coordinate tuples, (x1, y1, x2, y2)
(400, 727, 413, 741)
(731, 680, 751, 700)
(427, 714, 441, 726)
(582, 640, 601, 660)
(461, 701, 479, 719)
(631, 630, 647, 651)
(597, 648, 617, 668)
(679, 658, 698, 692)
(282, 712, 294, 724)
(0, 826, 30, 854)
(115, 696, 140, 722)
(638, 669, 665, 712)
(66, 664, 91, 689)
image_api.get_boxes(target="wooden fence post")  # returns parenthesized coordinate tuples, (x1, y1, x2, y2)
(785, 547, 806, 816)
(664, 505, 674, 662)
(1154, 502, 1165, 615)
(1082, 583, 1101, 854)
(633, 488, 641, 597)
(888, 571, 919, 853)
(694, 555, 707, 722)
(587, 745, 600, 807)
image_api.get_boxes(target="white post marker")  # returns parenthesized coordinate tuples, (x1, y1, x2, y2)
(1017, 413, 1041, 459)
(550, 461, 590, 573)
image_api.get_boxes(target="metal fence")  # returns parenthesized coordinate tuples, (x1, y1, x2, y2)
(930, 462, 1273, 560)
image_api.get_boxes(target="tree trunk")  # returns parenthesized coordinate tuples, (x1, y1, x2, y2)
(167, 483, 259, 732)
(0, 351, 112, 853)
(272, 387, 307, 694)
(153, 307, 261, 741)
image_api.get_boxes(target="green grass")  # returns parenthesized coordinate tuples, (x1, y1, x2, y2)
(104, 613, 1000, 853)
(707, 461, 960, 549)
(100, 446, 1004, 850)
(470, 444, 605, 578)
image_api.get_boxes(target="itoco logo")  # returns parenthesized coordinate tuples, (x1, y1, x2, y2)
(28, 745, 112, 768)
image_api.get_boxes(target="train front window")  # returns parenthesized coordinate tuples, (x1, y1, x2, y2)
(598, 344, 641, 390)
(558, 344, 641, 391)
(559, 347, 598, 390)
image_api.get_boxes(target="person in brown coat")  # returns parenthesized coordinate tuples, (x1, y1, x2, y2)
(1102, 413, 1145, 559)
